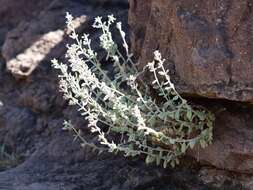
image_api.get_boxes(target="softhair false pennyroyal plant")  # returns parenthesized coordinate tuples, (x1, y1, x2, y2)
(52, 13, 214, 168)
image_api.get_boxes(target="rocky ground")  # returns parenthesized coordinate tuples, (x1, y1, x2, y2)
(0, 0, 252, 190)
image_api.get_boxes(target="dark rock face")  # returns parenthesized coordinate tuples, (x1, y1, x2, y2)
(129, 0, 253, 102)
(1, 0, 129, 79)
(129, 0, 253, 184)
(0, 0, 251, 189)
(188, 102, 253, 174)
(0, 0, 51, 46)
(2, 0, 85, 78)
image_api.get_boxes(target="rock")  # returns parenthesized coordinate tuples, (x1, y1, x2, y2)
(129, 0, 253, 175)
(1, 0, 84, 79)
(129, 0, 253, 102)
(18, 82, 60, 113)
(0, 105, 36, 153)
(0, 0, 251, 189)
(188, 103, 253, 174)
(0, 132, 243, 190)
(0, 55, 4, 72)
(0, 0, 50, 26)
(0, 0, 50, 46)
(198, 167, 248, 189)
(1, 0, 128, 79)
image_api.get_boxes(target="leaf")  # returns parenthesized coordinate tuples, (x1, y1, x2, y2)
(156, 156, 161, 166)
(196, 111, 205, 121)
(170, 160, 176, 168)
(181, 142, 186, 153)
(164, 101, 172, 108)
(145, 155, 154, 164)
(92, 147, 98, 153)
(148, 116, 156, 127)
(169, 138, 175, 144)
(125, 151, 131, 157)
(167, 111, 175, 118)
(158, 112, 167, 120)
(163, 160, 168, 168)
(175, 158, 180, 165)
(189, 140, 195, 149)
(175, 110, 180, 120)
(103, 95, 109, 101)
(158, 71, 165, 76)
(81, 143, 86, 148)
(98, 150, 103, 155)
(200, 139, 207, 148)
(62, 125, 69, 130)
(73, 134, 79, 141)
(207, 120, 214, 128)
(172, 95, 178, 101)
(186, 109, 192, 121)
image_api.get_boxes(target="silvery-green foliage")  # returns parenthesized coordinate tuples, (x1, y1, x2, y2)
(52, 13, 215, 168)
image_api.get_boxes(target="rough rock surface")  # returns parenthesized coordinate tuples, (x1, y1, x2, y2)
(2, 0, 107, 78)
(129, 0, 253, 102)
(0, 0, 251, 189)
(188, 102, 253, 174)
(129, 0, 253, 177)
(1, 0, 129, 79)
(0, 0, 52, 46)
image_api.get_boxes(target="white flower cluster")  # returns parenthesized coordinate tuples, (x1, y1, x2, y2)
(52, 13, 215, 168)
